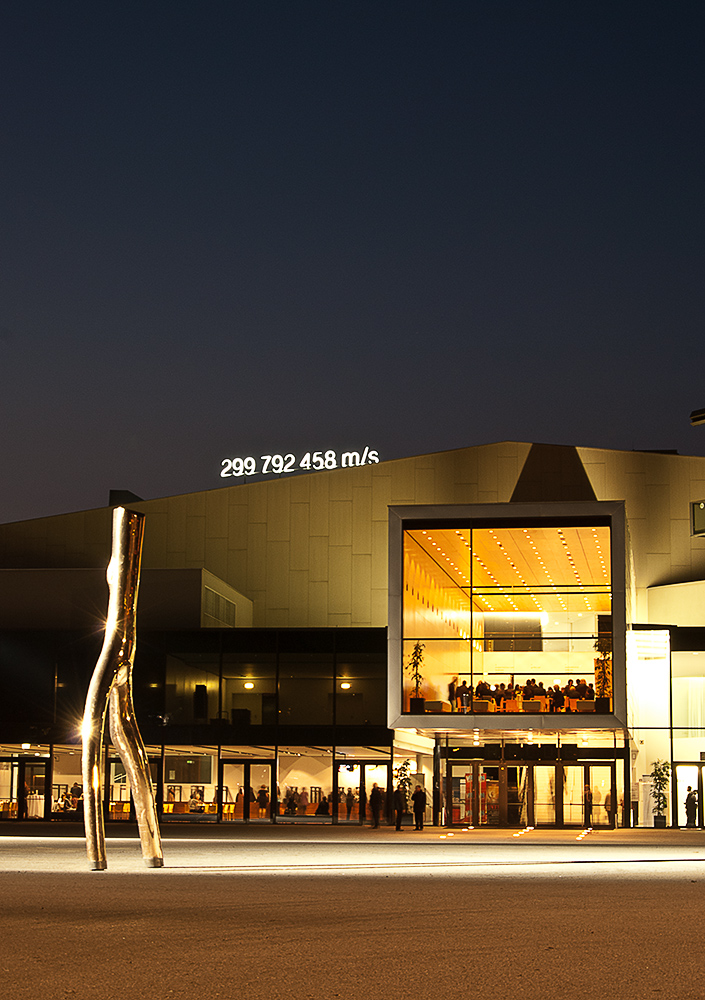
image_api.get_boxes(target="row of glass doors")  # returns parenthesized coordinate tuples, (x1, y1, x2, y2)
(450, 761, 617, 828)
(1, 755, 395, 824)
(218, 758, 393, 823)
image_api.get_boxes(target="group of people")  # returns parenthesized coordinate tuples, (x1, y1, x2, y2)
(449, 677, 596, 713)
(281, 786, 309, 816)
(392, 784, 427, 830)
(344, 781, 426, 830)
(52, 781, 83, 817)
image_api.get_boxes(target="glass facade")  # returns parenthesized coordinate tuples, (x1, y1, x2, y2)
(402, 523, 613, 715)
(0, 628, 392, 825)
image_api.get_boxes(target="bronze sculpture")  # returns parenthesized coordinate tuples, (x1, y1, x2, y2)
(81, 507, 163, 870)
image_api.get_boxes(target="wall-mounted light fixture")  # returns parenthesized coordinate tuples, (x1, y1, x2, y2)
(244, 681, 255, 690)
(341, 682, 351, 690)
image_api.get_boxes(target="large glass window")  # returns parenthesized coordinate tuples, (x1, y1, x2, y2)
(279, 655, 334, 725)
(402, 524, 613, 715)
(278, 747, 334, 821)
(162, 747, 218, 820)
(222, 652, 276, 726)
(164, 635, 220, 726)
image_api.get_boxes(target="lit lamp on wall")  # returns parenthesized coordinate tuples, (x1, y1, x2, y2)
(244, 682, 255, 690)
(341, 682, 351, 690)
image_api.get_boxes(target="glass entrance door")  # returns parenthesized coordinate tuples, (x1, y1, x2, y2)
(337, 763, 363, 823)
(450, 763, 528, 827)
(588, 764, 615, 828)
(0, 759, 17, 819)
(0, 758, 51, 821)
(533, 765, 557, 825)
(335, 761, 391, 825)
(674, 764, 702, 828)
(562, 765, 585, 825)
(449, 760, 615, 827)
(220, 760, 275, 822)
(21, 760, 49, 820)
(563, 763, 616, 827)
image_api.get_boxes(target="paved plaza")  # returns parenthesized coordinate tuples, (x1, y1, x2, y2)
(1, 823, 704, 998)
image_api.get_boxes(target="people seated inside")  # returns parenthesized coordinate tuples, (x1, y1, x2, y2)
(438, 675, 598, 713)
(188, 789, 205, 812)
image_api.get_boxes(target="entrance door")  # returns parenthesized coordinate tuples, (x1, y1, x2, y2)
(674, 764, 702, 828)
(450, 763, 529, 827)
(533, 765, 557, 825)
(0, 758, 50, 820)
(588, 764, 615, 828)
(563, 763, 616, 828)
(219, 760, 275, 822)
(20, 759, 50, 820)
(334, 761, 391, 825)
(336, 763, 363, 823)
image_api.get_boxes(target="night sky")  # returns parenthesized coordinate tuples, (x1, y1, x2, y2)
(2, 3, 704, 523)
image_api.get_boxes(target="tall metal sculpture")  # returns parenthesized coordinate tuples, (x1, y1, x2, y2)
(81, 507, 163, 870)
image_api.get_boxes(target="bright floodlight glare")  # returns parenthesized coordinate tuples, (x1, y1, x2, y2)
(690, 408, 705, 426)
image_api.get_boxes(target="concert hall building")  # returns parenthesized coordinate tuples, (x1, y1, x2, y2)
(2, 440, 705, 829)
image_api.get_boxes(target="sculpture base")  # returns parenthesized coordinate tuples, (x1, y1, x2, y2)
(144, 856, 164, 868)
(90, 860, 107, 871)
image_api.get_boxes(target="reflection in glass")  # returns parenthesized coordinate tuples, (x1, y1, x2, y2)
(563, 765, 584, 825)
(279, 655, 333, 725)
(589, 765, 613, 827)
(533, 765, 556, 825)
(222, 654, 276, 726)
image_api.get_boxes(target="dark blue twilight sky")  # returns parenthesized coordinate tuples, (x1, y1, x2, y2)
(1, 3, 704, 523)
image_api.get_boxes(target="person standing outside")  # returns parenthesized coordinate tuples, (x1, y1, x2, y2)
(411, 784, 427, 830)
(393, 784, 406, 830)
(685, 785, 698, 827)
(369, 782, 382, 828)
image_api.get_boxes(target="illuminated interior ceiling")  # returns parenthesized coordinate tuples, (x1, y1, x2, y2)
(406, 526, 611, 615)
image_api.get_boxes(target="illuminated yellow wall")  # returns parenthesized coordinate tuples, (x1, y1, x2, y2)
(2, 441, 705, 631)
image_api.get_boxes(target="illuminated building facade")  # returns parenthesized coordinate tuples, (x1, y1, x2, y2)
(2, 441, 705, 828)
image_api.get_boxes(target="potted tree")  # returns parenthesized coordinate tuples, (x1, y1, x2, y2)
(393, 758, 413, 825)
(593, 633, 613, 713)
(650, 759, 671, 828)
(406, 641, 426, 713)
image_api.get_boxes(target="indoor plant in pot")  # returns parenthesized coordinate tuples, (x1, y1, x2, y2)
(406, 641, 426, 713)
(650, 759, 671, 828)
(593, 633, 613, 713)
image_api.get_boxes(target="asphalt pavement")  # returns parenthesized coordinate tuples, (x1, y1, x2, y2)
(1, 823, 703, 999)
